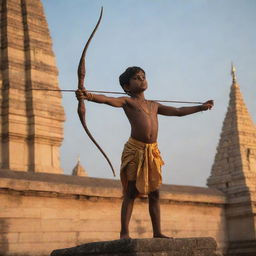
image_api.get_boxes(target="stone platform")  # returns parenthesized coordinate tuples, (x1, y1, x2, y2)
(50, 237, 221, 256)
(227, 240, 256, 256)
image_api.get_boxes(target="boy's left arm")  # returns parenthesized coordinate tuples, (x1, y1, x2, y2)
(158, 100, 214, 116)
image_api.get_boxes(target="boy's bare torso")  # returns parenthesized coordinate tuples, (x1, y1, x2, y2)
(123, 98, 159, 143)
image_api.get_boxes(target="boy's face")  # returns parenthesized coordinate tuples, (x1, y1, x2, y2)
(125, 71, 148, 94)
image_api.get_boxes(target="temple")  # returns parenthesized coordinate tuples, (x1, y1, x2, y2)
(72, 158, 88, 177)
(208, 64, 256, 254)
(0, 0, 65, 173)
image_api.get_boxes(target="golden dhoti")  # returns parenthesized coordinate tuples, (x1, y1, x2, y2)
(120, 137, 164, 195)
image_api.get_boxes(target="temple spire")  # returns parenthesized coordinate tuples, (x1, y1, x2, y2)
(0, 0, 65, 173)
(231, 62, 237, 85)
(72, 157, 88, 177)
(208, 65, 256, 193)
(207, 65, 256, 244)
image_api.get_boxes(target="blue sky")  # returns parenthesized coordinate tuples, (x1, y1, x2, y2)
(42, 0, 256, 187)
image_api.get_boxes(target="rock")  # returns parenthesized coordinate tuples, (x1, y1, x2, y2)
(50, 237, 221, 256)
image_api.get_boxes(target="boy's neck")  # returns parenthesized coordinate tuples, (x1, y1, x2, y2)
(131, 92, 145, 101)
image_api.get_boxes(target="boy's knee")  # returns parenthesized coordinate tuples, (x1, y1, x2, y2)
(126, 182, 139, 199)
(128, 188, 138, 199)
(148, 190, 160, 201)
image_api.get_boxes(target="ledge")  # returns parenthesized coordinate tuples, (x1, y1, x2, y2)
(50, 237, 221, 256)
(0, 170, 226, 204)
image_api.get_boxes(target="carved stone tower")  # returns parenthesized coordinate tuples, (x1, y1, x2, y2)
(208, 65, 256, 250)
(0, 0, 65, 173)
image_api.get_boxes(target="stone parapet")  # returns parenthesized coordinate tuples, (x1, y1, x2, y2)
(0, 171, 227, 256)
(0, 170, 226, 204)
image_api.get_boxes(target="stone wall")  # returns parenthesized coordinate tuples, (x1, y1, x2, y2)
(0, 170, 227, 256)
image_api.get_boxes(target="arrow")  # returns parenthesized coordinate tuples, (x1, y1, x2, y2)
(28, 88, 204, 104)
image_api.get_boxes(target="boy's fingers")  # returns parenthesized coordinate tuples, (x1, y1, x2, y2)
(80, 88, 87, 95)
(75, 89, 85, 100)
(75, 89, 82, 95)
(203, 100, 214, 108)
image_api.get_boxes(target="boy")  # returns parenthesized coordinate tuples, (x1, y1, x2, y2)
(76, 66, 213, 239)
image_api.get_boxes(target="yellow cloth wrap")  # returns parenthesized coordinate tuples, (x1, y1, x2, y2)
(120, 137, 164, 195)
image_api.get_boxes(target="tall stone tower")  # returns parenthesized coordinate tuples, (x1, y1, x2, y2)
(0, 0, 65, 173)
(208, 65, 256, 247)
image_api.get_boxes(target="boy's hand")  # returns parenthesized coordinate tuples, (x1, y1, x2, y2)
(201, 100, 214, 111)
(76, 89, 87, 101)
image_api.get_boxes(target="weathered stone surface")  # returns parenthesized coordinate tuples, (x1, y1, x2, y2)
(0, 170, 225, 201)
(0, 0, 65, 174)
(72, 159, 88, 177)
(227, 240, 256, 256)
(50, 238, 221, 256)
(207, 66, 256, 244)
(207, 70, 256, 194)
(0, 171, 227, 255)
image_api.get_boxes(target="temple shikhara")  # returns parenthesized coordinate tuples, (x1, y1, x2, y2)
(0, 0, 65, 174)
(0, 0, 255, 256)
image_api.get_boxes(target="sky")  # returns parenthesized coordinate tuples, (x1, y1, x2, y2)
(41, 0, 256, 187)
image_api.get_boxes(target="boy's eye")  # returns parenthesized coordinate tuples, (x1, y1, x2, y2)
(132, 75, 145, 80)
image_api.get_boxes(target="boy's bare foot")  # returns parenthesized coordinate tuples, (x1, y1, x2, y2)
(153, 233, 173, 239)
(120, 233, 131, 239)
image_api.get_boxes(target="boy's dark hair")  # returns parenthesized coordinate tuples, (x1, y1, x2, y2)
(119, 66, 145, 93)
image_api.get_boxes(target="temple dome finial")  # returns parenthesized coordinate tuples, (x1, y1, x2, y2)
(72, 157, 88, 177)
(231, 62, 237, 85)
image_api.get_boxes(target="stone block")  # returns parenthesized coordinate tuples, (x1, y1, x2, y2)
(40, 207, 79, 219)
(77, 231, 118, 243)
(4, 218, 41, 232)
(0, 207, 41, 218)
(42, 232, 77, 243)
(41, 219, 78, 232)
(50, 237, 221, 256)
(19, 232, 43, 243)
(0, 232, 19, 243)
(76, 219, 120, 233)
(227, 240, 256, 256)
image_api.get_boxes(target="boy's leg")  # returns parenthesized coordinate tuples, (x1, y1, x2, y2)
(120, 181, 139, 239)
(148, 189, 171, 238)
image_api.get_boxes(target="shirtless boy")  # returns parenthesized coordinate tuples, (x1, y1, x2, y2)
(76, 66, 213, 239)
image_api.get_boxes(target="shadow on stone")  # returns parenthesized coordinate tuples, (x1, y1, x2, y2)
(50, 237, 222, 256)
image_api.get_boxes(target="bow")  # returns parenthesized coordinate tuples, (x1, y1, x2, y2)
(77, 7, 116, 177)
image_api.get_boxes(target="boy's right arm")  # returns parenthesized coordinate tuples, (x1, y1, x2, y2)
(76, 89, 127, 108)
